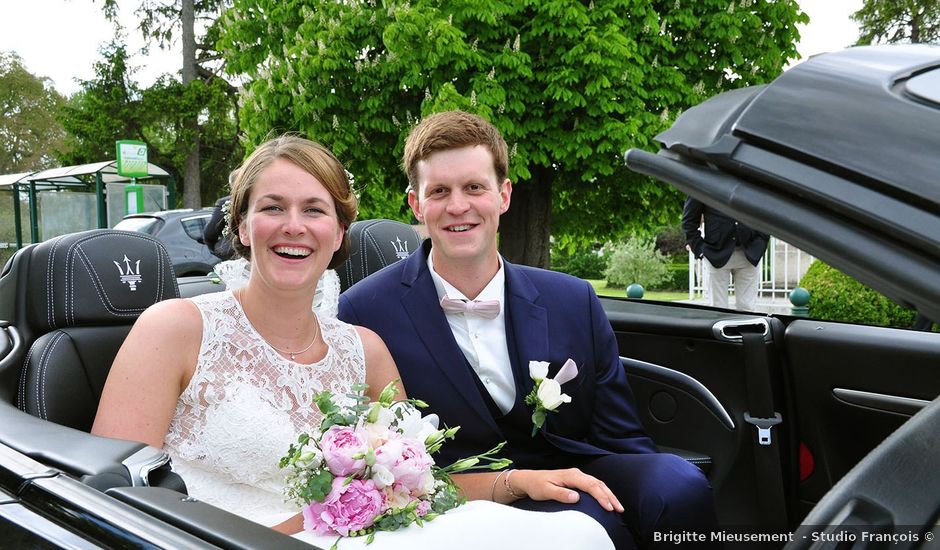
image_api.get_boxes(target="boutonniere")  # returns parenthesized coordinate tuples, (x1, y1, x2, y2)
(524, 358, 579, 436)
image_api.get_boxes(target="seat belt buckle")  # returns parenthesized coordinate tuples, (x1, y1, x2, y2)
(744, 412, 782, 445)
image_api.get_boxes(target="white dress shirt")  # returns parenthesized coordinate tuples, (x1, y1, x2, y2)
(428, 254, 516, 414)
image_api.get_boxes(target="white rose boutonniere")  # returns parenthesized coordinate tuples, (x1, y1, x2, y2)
(524, 358, 579, 436)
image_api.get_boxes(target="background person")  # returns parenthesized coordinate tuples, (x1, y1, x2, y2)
(682, 196, 769, 311)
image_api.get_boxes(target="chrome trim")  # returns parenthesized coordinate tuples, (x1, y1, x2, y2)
(712, 318, 770, 342)
(0, 503, 101, 550)
(122, 446, 171, 487)
(28, 475, 214, 548)
(833, 388, 930, 416)
(623, 356, 735, 430)
(0, 324, 23, 372)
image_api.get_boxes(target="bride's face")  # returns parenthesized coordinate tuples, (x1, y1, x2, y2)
(238, 157, 344, 293)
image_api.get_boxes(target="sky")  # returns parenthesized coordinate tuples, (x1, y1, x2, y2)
(1, 0, 864, 97)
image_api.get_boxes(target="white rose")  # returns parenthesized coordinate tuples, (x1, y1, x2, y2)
(414, 416, 439, 444)
(397, 408, 428, 439)
(371, 464, 395, 489)
(374, 406, 396, 427)
(417, 470, 435, 497)
(536, 378, 572, 411)
(296, 448, 322, 469)
(361, 423, 392, 448)
(529, 360, 550, 382)
(385, 483, 412, 509)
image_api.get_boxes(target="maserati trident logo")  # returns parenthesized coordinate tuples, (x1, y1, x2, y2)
(391, 236, 410, 260)
(114, 255, 142, 291)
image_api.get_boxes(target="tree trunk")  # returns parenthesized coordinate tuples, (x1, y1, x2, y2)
(181, 0, 201, 208)
(498, 171, 551, 268)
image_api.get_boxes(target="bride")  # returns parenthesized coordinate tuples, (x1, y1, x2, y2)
(92, 135, 615, 549)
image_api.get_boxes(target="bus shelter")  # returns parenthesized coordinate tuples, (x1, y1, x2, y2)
(0, 161, 175, 249)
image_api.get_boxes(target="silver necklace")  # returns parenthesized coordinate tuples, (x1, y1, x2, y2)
(235, 290, 320, 361)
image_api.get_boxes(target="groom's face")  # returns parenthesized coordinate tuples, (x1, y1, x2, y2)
(409, 145, 511, 270)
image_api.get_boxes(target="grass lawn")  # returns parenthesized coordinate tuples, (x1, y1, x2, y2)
(585, 279, 688, 302)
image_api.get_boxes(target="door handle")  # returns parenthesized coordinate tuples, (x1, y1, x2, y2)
(712, 318, 770, 342)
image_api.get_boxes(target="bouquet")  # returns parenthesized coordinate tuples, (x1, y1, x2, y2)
(279, 381, 510, 546)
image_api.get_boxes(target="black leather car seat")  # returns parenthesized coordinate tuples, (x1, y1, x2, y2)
(10, 229, 179, 431)
(337, 219, 423, 292)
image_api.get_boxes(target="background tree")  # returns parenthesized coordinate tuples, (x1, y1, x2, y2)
(220, 0, 806, 267)
(58, 39, 241, 206)
(0, 51, 67, 173)
(853, 0, 939, 44)
(99, 0, 237, 207)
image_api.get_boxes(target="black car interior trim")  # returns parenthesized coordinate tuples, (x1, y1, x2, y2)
(623, 356, 734, 431)
(832, 388, 930, 417)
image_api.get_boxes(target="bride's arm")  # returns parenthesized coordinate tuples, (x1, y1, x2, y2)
(92, 299, 201, 447)
(358, 326, 408, 401)
(453, 469, 623, 512)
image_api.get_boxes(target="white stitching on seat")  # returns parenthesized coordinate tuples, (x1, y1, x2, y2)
(363, 230, 385, 269)
(70, 233, 168, 317)
(34, 331, 64, 419)
(30, 332, 63, 419)
(18, 343, 38, 411)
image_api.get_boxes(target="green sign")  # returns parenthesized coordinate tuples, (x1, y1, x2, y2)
(116, 140, 148, 177)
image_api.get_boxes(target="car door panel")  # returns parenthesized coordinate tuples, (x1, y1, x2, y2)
(602, 296, 940, 528)
(783, 320, 940, 511)
(602, 298, 794, 525)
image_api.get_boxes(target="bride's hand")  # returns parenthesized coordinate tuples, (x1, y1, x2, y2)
(271, 513, 304, 535)
(511, 468, 624, 513)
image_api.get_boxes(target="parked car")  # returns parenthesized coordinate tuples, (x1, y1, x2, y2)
(114, 209, 220, 276)
(0, 45, 938, 548)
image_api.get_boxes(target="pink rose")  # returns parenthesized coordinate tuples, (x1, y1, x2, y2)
(321, 426, 368, 476)
(416, 500, 431, 517)
(375, 438, 434, 495)
(302, 478, 386, 536)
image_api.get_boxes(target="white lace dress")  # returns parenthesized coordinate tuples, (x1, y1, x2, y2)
(164, 290, 613, 550)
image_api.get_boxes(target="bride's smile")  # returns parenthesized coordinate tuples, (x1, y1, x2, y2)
(239, 157, 344, 293)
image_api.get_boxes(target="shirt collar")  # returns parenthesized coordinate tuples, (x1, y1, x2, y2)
(428, 251, 505, 304)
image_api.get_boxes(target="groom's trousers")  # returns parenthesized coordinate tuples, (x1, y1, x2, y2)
(511, 453, 718, 549)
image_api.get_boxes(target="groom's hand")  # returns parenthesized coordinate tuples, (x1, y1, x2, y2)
(514, 468, 624, 513)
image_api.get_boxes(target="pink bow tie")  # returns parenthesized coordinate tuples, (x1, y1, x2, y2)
(440, 296, 501, 319)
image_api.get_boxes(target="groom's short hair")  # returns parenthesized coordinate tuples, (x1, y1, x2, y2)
(403, 110, 509, 193)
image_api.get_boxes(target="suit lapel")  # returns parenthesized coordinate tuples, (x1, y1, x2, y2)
(504, 262, 549, 397)
(400, 244, 499, 432)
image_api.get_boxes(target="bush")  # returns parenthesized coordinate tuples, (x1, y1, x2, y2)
(551, 247, 608, 279)
(605, 237, 669, 288)
(799, 260, 916, 328)
(648, 262, 689, 291)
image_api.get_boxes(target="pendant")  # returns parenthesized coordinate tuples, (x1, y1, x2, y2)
(290, 352, 296, 361)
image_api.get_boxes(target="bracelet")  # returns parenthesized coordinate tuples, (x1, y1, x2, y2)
(491, 470, 509, 501)
(503, 469, 523, 499)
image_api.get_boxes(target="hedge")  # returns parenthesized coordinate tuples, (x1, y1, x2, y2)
(798, 260, 916, 328)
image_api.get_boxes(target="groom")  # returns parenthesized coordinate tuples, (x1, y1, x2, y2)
(339, 111, 716, 548)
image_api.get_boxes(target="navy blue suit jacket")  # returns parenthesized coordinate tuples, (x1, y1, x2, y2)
(338, 241, 656, 466)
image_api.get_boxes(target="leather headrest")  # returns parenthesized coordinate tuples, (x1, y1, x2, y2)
(338, 220, 422, 292)
(26, 230, 179, 330)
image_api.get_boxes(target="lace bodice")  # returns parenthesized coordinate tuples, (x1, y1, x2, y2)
(164, 290, 364, 523)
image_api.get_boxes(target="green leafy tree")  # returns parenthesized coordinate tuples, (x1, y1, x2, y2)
(58, 40, 241, 206)
(220, 0, 806, 267)
(0, 51, 67, 173)
(853, 0, 939, 44)
(98, 0, 237, 207)
(604, 237, 668, 288)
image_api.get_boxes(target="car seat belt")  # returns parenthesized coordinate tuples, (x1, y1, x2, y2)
(742, 331, 788, 528)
